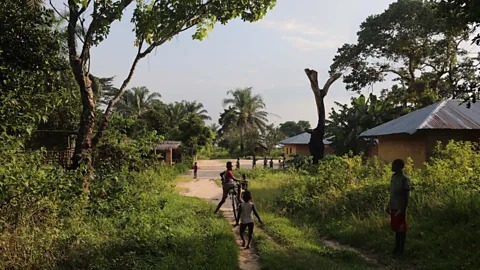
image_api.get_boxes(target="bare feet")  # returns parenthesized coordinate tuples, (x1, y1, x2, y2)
(241, 241, 246, 247)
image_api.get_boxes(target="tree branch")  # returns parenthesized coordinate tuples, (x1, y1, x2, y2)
(322, 73, 342, 97)
(50, 0, 85, 44)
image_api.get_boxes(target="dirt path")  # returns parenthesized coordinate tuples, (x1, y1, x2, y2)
(178, 163, 261, 270)
(180, 160, 391, 270)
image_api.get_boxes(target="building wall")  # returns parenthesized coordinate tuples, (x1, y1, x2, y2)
(378, 134, 427, 168)
(283, 144, 333, 159)
(423, 130, 480, 159)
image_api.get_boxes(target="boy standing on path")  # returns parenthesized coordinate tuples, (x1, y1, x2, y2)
(263, 157, 267, 169)
(252, 156, 256, 169)
(236, 158, 240, 170)
(386, 159, 411, 256)
(269, 158, 273, 169)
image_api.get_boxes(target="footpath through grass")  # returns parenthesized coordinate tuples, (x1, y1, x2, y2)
(238, 141, 480, 270)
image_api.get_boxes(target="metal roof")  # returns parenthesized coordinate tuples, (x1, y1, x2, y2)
(360, 100, 480, 137)
(155, 141, 182, 151)
(279, 132, 331, 145)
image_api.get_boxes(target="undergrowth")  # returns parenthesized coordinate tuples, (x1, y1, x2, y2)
(0, 135, 237, 269)
(246, 141, 480, 270)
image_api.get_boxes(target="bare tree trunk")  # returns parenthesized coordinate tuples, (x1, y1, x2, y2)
(304, 69, 341, 164)
(240, 125, 245, 155)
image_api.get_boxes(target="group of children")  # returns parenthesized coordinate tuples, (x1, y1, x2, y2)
(204, 158, 410, 255)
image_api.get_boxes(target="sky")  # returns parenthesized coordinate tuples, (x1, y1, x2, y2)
(58, 0, 399, 127)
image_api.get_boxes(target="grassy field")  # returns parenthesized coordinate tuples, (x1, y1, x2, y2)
(238, 141, 480, 270)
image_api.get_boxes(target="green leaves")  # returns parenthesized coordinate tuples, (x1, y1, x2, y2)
(330, 0, 479, 107)
(131, 0, 276, 45)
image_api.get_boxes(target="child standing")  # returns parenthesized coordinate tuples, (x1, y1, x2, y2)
(386, 159, 411, 256)
(193, 162, 198, 179)
(235, 191, 263, 249)
(269, 158, 273, 169)
(236, 158, 240, 170)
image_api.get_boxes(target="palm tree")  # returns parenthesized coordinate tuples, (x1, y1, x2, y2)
(222, 87, 269, 155)
(181, 100, 211, 123)
(115, 86, 162, 119)
(163, 102, 188, 128)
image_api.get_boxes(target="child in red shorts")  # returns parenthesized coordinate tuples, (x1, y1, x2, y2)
(386, 159, 410, 256)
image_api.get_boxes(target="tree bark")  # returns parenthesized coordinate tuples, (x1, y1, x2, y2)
(67, 1, 95, 176)
(240, 125, 245, 155)
(304, 69, 341, 164)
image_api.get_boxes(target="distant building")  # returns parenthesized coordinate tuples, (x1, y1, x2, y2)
(279, 132, 333, 159)
(360, 100, 480, 168)
(155, 141, 182, 165)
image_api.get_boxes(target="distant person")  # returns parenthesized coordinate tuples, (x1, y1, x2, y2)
(263, 157, 267, 169)
(193, 162, 198, 179)
(282, 156, 286, 169)
(252, 156, 256, 169)
(234, 190, 263, 249)
(386, 159, 410, 256)
(214, 162, 240, 214)
(269, 158, 273, 169)
(236, 158, 240, 170)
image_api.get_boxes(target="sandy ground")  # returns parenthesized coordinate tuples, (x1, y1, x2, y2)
(178, 160, 261, 270)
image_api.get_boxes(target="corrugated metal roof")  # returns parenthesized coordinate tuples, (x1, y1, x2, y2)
(360, 100, 480, 137)
(279, 132, 331, 145)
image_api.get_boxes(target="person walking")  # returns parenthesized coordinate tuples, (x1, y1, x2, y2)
(234, 190, 263, 249)
(236, 158, 240, 170)
(269, 158, 273, 169)
(263, 157, 267, 169)
(252, 156, 256, 169)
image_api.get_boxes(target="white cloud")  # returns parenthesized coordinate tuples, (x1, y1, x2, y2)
(281, 36, 342, 51)
(258, 19, 326, 36)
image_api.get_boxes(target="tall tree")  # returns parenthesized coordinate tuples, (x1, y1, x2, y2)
(279, 120, 311, 137)
(55, 0, 276, 174)
(181, 100, 211, 123)
(115, 86, 162, 119)
(304, 69, 342, 164)
(436, 0, 480, 106)
(222, 87, 269, 154)
(262, 124, 286, 154)
(330, 0, 479, 108)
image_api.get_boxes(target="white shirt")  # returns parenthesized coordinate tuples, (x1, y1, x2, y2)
(240, 202, 254, 224)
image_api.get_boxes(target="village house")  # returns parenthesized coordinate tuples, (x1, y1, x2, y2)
(360, 99, 480, 168)
(280, 132, 333, 159)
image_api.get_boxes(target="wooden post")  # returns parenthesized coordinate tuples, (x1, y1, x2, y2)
(166, 148, 173, 166)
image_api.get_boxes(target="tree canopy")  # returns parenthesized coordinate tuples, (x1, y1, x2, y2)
(330, 0, 479, 108)
(279, 121, 311, 138)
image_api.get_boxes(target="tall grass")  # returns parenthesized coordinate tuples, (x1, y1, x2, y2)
(0, 145, 237, 269)
(246, 141, 480, 270)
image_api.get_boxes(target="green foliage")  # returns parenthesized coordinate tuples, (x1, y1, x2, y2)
(0, 1, 80, 137)
(246, 141, 480, 269)
(114, 86, 162, 119)
(326, 93, 405, 155)
(0, 131, 236, 269)
(131, 0, 277, 45)
(331, 0, 479, 108)
(220, 87, 270, 155)
(279, 120, 311, 137)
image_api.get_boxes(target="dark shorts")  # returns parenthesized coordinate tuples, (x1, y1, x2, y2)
(240, 222, 254, 233)
(390, 210, 407, 232)
(222, 183, 235, 199)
